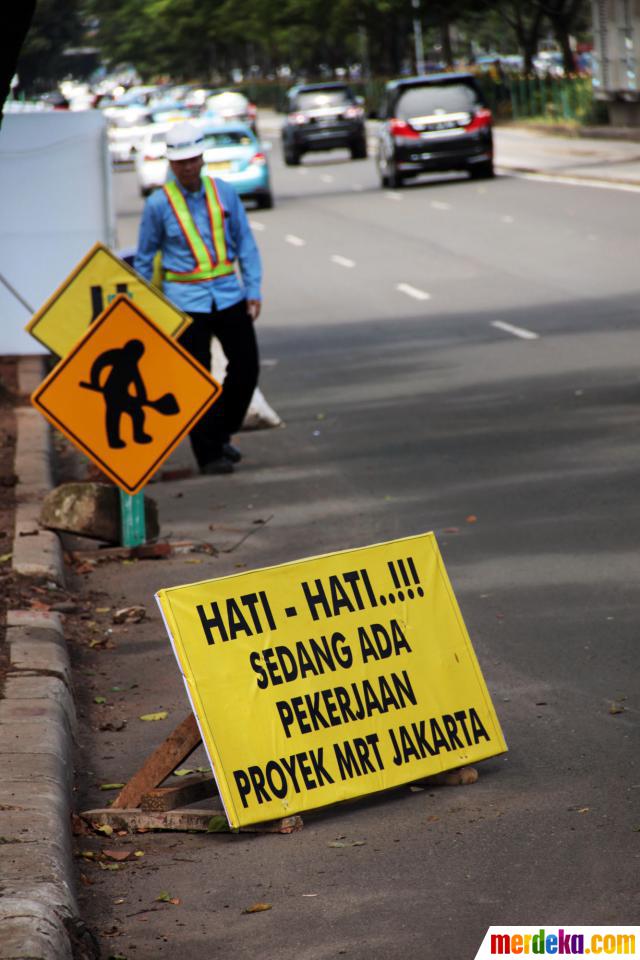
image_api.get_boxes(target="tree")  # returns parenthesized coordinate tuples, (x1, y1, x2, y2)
(495, 0, 544, 73)
(537, 0, 590, 74)
(16, 0, 85, 93)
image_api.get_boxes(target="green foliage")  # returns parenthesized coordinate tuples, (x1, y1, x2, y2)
(17, 0, 85, 92)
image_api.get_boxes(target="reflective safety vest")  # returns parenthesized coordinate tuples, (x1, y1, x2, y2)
(162, 178, 235, 283)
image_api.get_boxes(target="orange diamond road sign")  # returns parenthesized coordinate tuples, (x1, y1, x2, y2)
(31, 296, 221, 494)
(26, 242, 191, 358)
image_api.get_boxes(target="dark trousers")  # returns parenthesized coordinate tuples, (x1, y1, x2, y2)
(179, 299, 259, 467)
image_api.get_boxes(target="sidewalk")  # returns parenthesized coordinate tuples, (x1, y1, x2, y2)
(494, 124, 640, 186)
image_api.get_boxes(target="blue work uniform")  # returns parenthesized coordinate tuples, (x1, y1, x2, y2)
(134, 176, 262, 469)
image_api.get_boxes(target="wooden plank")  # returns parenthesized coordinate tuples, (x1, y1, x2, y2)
(141, 776, 217, 812)
(111, 713, 201, 809)
(82, 807, 304, 834)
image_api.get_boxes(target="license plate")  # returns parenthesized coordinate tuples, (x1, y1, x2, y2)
(207, 161, 232, 173)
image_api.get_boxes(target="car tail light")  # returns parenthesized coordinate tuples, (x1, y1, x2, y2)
(247, 103, 257, 119)
(288, 112, 308, 125)
(344, 105, 363, 119)
(251, 152, 267, 165)
(389, 118, 420, 139)
(466, 108, 492, 132)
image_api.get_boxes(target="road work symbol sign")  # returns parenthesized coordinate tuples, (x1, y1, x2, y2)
(26, 242, 191, 358)
(31, 295, 221, 494)
(156, 533, 507, 828)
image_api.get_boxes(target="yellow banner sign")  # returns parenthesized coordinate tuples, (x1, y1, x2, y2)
(31, 296, 221, 494)
(157, 533, 507, 828)
(26, 242, 190, 357)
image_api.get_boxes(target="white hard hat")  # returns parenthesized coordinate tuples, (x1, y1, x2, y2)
(166, 121, 204, 161)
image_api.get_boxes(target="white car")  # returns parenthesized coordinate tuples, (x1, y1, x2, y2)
(106, 107, 152, 163)
(134, 123, 172, 195)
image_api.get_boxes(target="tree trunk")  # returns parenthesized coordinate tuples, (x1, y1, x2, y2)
(550, 14, 577, 74)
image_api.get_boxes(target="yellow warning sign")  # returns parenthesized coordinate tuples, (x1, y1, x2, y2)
(156, 534, 507, 828)
(26, 242, 191, 357)
(31, 296, 221, 494)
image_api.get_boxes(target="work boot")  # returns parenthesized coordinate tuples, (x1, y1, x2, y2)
(134, 432, 153, 444)
(222, 442, 242, 463)
(200, 455, 234, 476)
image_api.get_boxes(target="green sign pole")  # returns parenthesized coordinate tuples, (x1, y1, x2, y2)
(119, 489, 146, 547)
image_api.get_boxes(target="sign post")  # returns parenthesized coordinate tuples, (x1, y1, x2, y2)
(119, 490, 147, 548)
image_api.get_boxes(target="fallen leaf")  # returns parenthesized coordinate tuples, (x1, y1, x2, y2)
(134, 850, 144, 858)
(95, 607, 111, 613)
(155, 891, 180, 905)
(173, 768, 194, 777)
(206, 815, 229, 833)
(113, 606, 146, 624)
(99, 862, 122, 871)
(79, 850, 96, 860)
(99, 783, 125, 791)
(113, 898, 126, 904)
(0, 552, 13, 563)
(609, 702, 626, 715)
(103, 849, 133, 862)
(79, 873, 94, 886)
(576, 807, 590, 814)
(327, 839, 366, 848)
(466, 515, 478, 523)
(94, 824, 114, 836)
(71, 814, 90, 836)
(94, 696, 107, 705)
(139, 712, 168, 722)
(409, 785, 424, 793)
(426, 815, 440, 823)
(243, 903, 272, 914)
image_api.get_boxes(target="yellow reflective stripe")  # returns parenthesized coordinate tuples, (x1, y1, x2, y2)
(203, 177, 232, 269)
(163, 179, 234, 282)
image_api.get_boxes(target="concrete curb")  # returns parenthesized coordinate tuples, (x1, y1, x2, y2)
(1, 359, 82, 959)
(12, 358, 65, 585)
(495, 161, 640, 188)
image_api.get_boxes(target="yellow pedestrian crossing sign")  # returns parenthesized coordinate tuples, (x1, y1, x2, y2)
(26, 242, 191, 358)
(31, 296, 221, 494)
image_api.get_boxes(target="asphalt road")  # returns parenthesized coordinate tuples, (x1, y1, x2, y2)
(75, 141, 640, 959)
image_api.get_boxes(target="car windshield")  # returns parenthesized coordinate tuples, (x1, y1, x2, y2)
(295, 88, 352, 110)
(202, 131, 254, 148)
(394, 82, 480, 118)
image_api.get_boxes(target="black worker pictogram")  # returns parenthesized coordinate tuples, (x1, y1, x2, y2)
(80, 338, 180, 449)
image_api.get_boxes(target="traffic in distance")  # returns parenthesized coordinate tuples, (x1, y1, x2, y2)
(21, 74, 497, 204)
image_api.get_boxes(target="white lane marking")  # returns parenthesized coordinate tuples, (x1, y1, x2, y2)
(491, 320, 539, 340)
(385, 191, 402, 201)
(331, 254, 356, 269)
(431, 200, 451, 210)
(500, 169, 640, 194)
(501, 214, 514, 223)
(249, 220, 266, 231)
(321, 174, 334, 183)
(285, 234, 306, 247)
(396, 283, 431, 301)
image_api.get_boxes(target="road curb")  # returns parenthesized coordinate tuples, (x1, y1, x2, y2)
(0, 358, 85, 959)
(496, 162, 640, 187)
(12, 358, 65, 585)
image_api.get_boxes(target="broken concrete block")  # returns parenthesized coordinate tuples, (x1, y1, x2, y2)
(39, 483, 159, 544)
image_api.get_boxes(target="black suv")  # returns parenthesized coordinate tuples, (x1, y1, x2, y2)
(375, 73, 493, 187)
(282, 83, 367, 165)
